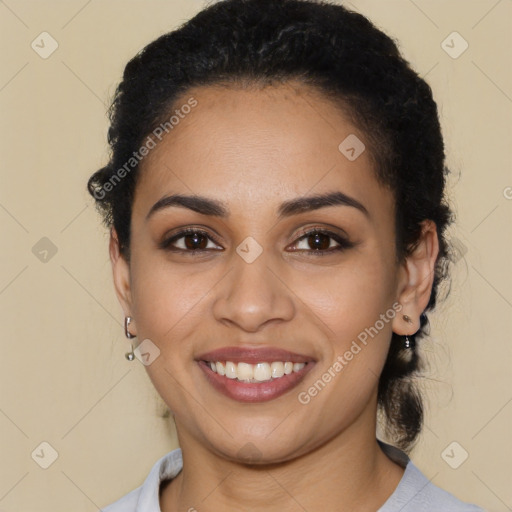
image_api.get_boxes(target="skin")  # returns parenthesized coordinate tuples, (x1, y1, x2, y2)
(110, 81, 439, 512)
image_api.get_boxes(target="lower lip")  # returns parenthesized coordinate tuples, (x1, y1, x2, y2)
(197, 361, 315, 403)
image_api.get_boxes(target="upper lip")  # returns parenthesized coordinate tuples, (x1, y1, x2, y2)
(196, 346, 315, 364)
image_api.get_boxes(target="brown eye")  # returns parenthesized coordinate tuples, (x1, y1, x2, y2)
(182, 231, 208, 250)
(305, 232, 332, 251)
(160, 228, 223, 253)
(290, 229, 354, 256)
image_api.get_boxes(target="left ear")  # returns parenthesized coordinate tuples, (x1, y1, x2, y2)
(392, 219, 440, 336)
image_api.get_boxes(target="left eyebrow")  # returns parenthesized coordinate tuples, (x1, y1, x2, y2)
(276, 191, 369, 220)
(145, 191, 369, 222)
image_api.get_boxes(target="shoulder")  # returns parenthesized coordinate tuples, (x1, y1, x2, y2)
(379, 459, 487, 512)
(102, 487, 141, 512)
(100, 448, 183, 512)
(377, 441, 487, 512)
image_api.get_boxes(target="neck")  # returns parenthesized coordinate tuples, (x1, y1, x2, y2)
(160, 405, 405, 512)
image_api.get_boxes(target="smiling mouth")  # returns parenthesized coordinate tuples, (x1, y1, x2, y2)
(197, 358, 315, 402)
(202, 360, 309, 383)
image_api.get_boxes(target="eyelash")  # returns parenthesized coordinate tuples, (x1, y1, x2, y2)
(159, 227, 354, 257)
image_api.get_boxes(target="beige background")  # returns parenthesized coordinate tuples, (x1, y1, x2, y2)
(1, 0, 511, 510)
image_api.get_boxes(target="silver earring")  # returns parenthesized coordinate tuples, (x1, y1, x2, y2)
(124, 316, 135, 361)
(402, 314, 415, 349)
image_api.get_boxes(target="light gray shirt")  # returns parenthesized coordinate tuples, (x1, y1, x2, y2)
(102, 442, 487, 511)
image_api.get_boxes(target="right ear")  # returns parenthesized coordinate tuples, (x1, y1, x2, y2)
(109, 227, 134, 327)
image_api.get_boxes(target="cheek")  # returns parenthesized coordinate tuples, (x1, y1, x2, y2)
(297, 251, 397, 336)
(295, 254, 398, 406)
(128, 253, 211, 352)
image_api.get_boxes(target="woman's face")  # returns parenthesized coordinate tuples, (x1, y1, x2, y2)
(111, 82, 436, 463)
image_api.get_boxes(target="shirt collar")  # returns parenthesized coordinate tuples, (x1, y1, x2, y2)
(136, 448, 183, 511)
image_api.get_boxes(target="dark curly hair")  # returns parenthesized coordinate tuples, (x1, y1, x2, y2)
(87, 0, 454, 452)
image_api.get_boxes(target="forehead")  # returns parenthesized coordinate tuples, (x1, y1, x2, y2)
(134, 81, 393, 222)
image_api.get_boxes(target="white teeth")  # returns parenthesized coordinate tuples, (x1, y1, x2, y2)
(271, 362, 284, 378)
(253, 362, 271, 382)
(216, 361, 225, 376)
(237, 362, 253, 382)
(205, 360, 308, 382)
(225, 361, 237, 379)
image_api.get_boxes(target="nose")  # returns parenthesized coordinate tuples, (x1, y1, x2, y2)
(212, 247, 295, 333)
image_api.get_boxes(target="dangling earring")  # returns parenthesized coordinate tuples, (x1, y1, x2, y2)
(402, 314, 415, 350)
(124, 316, 136, 361)
(403, 334, 415, 349)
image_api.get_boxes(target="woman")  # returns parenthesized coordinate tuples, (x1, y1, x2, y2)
(88, 0, 487, 510)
